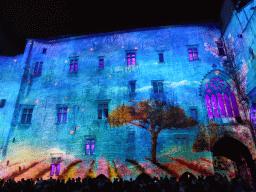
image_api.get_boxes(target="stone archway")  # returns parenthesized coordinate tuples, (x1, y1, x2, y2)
(213, 137, 256, 187)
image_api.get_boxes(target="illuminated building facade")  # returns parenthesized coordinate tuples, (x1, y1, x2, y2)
(0, 11, 256, 181)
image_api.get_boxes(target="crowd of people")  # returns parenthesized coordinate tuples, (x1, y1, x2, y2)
(0, 172, 255, 192)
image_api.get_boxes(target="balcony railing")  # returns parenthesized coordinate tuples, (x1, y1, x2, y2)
(150, 92, 167, 101)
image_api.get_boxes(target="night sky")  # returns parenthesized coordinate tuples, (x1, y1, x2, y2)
(0, 0, 225, 56)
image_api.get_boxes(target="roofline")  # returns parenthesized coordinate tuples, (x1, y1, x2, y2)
(27, 22, 221, 44)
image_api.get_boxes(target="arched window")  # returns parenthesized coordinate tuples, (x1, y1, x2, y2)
(204, 75, 240, 122)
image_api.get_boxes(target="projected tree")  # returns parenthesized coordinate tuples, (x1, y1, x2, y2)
(108, 99, 198, 163)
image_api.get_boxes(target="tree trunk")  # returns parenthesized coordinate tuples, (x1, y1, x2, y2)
(151, 132, 158, 164)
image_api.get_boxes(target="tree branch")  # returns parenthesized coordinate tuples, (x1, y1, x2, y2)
(129, 122, 150, 131)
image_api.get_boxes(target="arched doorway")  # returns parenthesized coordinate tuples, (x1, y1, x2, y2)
(213, 137, 256, 186)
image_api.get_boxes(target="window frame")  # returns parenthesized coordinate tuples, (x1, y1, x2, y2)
(98, 104, 108, 119)
(69, 57, 79, 73)
(129, 80, 136, 93)
(57, 107, 68, 123)
(187, 45, 199, 61)
(33, 62, 43, 76)
(152, 80, 164, 94)
(84, 135, 96, 155)
(0, 99, 6, 108)
(174, 134, 189, 151)
(189, 107, 198, 120)
(99, 57, 104, 69)
(126, 51, 136, 66)
(20, 106, 34, 124)
(42, 48, 47, 54)
(96, 100, 110, 120)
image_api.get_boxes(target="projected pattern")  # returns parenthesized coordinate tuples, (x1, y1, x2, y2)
(0, 22, 255, 183)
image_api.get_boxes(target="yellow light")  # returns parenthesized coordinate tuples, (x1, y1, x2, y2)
(155, 62, 158, 65)
(65, 60, 68, 63)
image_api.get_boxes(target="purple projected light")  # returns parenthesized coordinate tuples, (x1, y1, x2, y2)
(230, 92, 240, 117)
(217, 92, 227, 117)
(211, 94, 220, 118)
(205, 94, 213, 118)
(50, 164, 55, 176)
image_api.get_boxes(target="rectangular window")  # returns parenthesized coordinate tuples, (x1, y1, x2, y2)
(0, 99, 6, 108)
(152, 81, 163, 93)
(188, 48, 199, 61)
(42, 48, 47, 54)
(34, 62, 43, 76)
(86, 139, 95, 155)
(58, 108, 68, 123)
(98, 104, 108, 119)
(129, 81, 136, 93)
(159, 53, 164, 63)
(127, 52, 136, 65)
(21, 108, 33, 124)
(216, 41, 225, 56)
(251, 103, 256, 126)
(190, 108, 198, 120)
(99, 58, 104, 68)
(175, 135, 189, 151)
(70, 59, 78, 72)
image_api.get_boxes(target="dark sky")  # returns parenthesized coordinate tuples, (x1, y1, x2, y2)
(0, 0, 225, 56)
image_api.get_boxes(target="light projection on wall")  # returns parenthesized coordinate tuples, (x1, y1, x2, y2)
(205, 75, 240, 120)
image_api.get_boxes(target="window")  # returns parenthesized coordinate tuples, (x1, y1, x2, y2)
(251, 103, 256, 126)
(86, 139, 95, 155)
(98, 104, 108, 119)
(216, 40, 225, 56)
(34, 62, 43, 76)
(127, 52, 136, 65)
(58, 108, 68, 123)
(175, 134, 189, 151)
(0, 99, 6, 108)
(188, 48, 199, 61)
(50, 157, 60, 176)
(129, 81, 136, 93)
(152, 81, 163, 93)
(99, 58, 104, 68)
(204, 75, 240, 122)
(21, 109, 33, 124)
(70, 59, 78, 72)
(159, 53, 164, 63)
(190, 108, 198, 120)
(42, 48, 47, 54)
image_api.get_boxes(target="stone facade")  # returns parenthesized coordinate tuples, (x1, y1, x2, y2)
(0, 23, 223, 163)
(1, 18, 256, 181)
